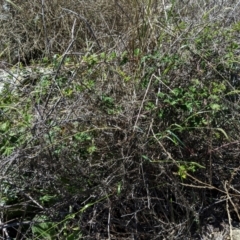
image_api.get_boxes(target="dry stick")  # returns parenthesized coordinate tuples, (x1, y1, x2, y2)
(71, 18, 77, 41)
(134, 74, 153, 131)
(107, 201, 111, 240)
(185, 172, 240, 200)
(155, 70, 161, 106)
(150, 125, 173, 160)
(61, 7, 101, 50)
(43, 14, 76, 112)
(183, 173, 240, 238)
(2, 150, 20, 176)
(141, 162, 151, 209)
(100, 13, 116, 50)
(44, 38, 75, 117)
(53, 39, 75, 78)
(23, 192, 45, 210)
(228, 182, 240, 220)
(224, 181, 233, 240)
(227, 168, 240, 221)
(186, 45, 232, 89)
(228, 194, 240, 221)
(229, 166, 240, 186)
(230, 185, 240, 195)
(162, 0, 170, 22)
(0, 219, 10, 239)
(208, 129, 213, 186)
(166, 161, 240, 220)
(152, 126, 237, 236)
(201, 198, 230, 213)
(0, 221, 44, 230)
(183, 173, 229, 195)
(153, 73, 173, 92)
(114, 0, 132, 23)
(16, 208, 26, 240)
(41, 0, 49, 56)
(231, 0, 240, 14)
(210, 140, 240, 153)
(150, 123, 182, 223)
(44, 10, 89, 112)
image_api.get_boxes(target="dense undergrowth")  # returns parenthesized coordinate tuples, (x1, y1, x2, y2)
(1, 0, 240, 239)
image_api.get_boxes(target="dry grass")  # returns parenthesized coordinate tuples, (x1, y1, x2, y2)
(1, 0, 240, 239)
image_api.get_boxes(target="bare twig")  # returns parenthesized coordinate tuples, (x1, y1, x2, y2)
(224, 181, 233, 240)
(134, 74, 153, 130)
(61, 7, 101, 50)
(41, 0, 49, 55)
(22, 193, 45, 210)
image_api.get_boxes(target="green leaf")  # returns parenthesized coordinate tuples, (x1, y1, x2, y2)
(72, 227, 80, 231)
(66, 231, 82, 240)
(215, 128, 229, 140)
(1, 146, 15, 156)
(142, 155, 151, 161)
(0, 122, 10, 131)
(117, 182, 122, 195)
(178, 165, 187, 179)
(87, 145, 97, 154)
(39, 194, 56, 203)
(109, 51, 117, 60)
(166, 130, 186, 148)
(74, 132, 92, 142)
(32, 216, 56, 240)
(210, 103, 221, 111)
(134, 48, 140, 56)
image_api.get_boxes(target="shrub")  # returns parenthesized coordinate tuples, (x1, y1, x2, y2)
(1, 0, 240, 239)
